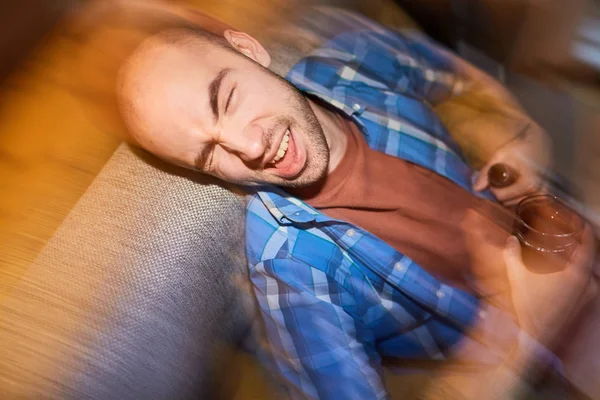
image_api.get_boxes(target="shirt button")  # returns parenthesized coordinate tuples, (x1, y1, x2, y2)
(479, 310, 487, 319)
(436, 290, 445, 299)
(352, 103, 361, 111)
(394, 262, 404, 271)
(346, 229, 356, 237)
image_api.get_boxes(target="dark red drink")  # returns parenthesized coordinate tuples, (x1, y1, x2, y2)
(513, 195, 584, 273)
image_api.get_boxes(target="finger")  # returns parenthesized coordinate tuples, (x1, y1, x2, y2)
(503, 236, 522, 261)
(491, 176, 540, 203)
(503, 197, 529, 208)
(503, 236, 525, 274)
(502, 182, 548, 207)
(502, 189, 545, 208)
(503, 194, 532, 208)
(584, 279, 598, 305)
(567, 224, 595, 275)
(582, 224, 595, 258)
(473, 165, 491, 192)
(562, 278, 597, 329)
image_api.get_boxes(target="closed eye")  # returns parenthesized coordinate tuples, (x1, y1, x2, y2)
(225, 86, 236, 113)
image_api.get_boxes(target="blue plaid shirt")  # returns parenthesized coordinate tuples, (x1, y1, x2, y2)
(246, 12, 527, 400)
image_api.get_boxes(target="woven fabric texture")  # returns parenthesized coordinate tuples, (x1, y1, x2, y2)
(0, 145, 248, 399)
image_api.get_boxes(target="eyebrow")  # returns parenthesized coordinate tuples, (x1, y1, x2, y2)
(209, 68, 231, 122)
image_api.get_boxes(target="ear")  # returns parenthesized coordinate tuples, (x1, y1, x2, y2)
(224, 30, 271, 67)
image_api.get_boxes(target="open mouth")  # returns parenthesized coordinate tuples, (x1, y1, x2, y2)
(272, 128, 290, 163)
(265, 127, 306, 179)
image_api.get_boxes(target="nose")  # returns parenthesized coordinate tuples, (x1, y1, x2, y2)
(219, 123, 266, 164)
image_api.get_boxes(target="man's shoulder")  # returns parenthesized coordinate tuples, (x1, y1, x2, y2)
(245, 191, 298, 265)
(286, 18, 426, 106)
(245, 193, 275, 265)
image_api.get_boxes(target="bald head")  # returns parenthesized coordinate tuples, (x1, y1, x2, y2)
(117, 28, 232, 155)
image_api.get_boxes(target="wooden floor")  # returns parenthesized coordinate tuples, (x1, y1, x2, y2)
(0, 27, 122, 296)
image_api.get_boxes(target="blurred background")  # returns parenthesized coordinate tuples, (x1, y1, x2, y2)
(1, 0, 599, 398)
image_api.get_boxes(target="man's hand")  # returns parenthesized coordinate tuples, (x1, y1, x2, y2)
(434, 220, 597, 400)
(473, 122, 552, 207)
(503, 226, 597, 344)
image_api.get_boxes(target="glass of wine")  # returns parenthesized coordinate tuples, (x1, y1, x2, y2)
(513, 195, 584, 273)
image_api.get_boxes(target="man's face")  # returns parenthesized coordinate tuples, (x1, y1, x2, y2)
(119, 30, 329, 188)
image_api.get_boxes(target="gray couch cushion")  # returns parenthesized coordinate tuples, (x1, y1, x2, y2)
(0, 145, 248, 399)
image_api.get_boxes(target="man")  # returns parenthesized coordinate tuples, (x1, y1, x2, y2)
(117, 9, 596, 399)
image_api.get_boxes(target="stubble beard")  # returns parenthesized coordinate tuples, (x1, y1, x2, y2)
(250, 74, 330, 189)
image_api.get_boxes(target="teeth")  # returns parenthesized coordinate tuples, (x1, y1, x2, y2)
(272, 129, 290, 163)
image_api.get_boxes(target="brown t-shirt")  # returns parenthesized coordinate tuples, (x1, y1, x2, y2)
(292, 115, 513, 291)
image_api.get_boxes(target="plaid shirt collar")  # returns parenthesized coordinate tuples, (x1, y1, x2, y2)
(253, 186, 322, 225)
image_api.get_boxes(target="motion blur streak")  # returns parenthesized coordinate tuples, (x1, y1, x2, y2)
(1, 1, 599, 399)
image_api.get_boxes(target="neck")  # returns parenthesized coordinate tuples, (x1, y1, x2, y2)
(307, 97, 347, 174)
